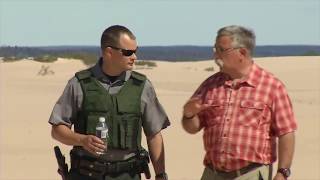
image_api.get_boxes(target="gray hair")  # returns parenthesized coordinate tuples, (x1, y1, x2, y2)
(217, 25, 256, 56)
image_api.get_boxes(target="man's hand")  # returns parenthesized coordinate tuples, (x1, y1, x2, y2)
(273, 172, 286, 180)
(181, 97, 209, 134)
(183, 97, 209, 118)
(51, 125, 107, 155)
(80, 135, 106, 155)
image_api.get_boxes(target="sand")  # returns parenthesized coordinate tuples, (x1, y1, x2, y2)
(0, 56, 319, 180)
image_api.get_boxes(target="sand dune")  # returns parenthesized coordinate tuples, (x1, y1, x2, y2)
(0, 56, 319, 180)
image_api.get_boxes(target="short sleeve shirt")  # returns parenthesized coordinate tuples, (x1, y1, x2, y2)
(49, 59, 170, 137)
(192, 63, 297, 171)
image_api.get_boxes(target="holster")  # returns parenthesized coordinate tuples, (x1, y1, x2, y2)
(54, 146, 69, 180)
(70, 148, 151, 179)
(138, 149, 151, 179)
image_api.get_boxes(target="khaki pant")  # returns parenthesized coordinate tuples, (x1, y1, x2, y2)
(200, 165, 272, 180)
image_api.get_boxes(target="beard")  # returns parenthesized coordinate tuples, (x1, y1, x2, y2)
(214, 59, 224, 69)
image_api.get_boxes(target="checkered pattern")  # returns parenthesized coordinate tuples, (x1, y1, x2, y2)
(193, 63, 297, 172)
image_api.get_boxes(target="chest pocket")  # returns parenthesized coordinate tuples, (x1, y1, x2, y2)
(237, 100, 265, 127)
(203, 99, 225, 126)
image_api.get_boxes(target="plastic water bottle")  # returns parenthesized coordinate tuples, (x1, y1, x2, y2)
(96, 117, 108, 154)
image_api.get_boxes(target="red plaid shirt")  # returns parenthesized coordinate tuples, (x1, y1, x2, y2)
(193, 63, 297, 172)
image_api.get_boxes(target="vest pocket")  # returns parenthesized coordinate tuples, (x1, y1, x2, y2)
(119, 113, 140, 150)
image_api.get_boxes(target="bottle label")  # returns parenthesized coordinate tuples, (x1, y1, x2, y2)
(96, 128, 108, 139)
(101, 129, 108, 139)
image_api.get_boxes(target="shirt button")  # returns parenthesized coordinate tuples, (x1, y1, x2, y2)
(223, 134, 227, 137)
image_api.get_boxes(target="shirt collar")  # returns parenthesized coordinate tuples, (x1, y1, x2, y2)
(244, 63, 261, 87)
(223, 63, 261, 88)
(91, 57, 131, 83)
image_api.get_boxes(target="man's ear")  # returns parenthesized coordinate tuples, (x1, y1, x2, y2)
(103, 47, 112, 57)
(239, 47, 248, 57)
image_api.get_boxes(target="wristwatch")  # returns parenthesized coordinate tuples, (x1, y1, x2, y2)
(155, 172, 168, 180)
(277, 168, 291, 178)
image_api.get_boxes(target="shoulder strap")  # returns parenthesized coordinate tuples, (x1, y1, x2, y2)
(131, 71, 147, 82)
(75, 69, 92, 81)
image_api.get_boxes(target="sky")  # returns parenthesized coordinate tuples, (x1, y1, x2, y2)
(0, 0, 319, 46)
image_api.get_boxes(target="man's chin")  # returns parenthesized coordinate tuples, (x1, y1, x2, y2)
(126, 65, 133, 70)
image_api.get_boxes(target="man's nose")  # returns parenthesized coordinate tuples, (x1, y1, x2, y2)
(130, 53, 137, 60)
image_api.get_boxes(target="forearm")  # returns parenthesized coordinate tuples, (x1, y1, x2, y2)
(181, 115, 202, 134)
(278, 132, 295, 168)
(147, 132, 165, 175)
(51, 124, 84, 146)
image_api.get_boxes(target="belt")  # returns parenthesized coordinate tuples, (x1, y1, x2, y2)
(72, 158, 144, 178)
(208, 163, 263, 179)
(70, 148, 150, 178)
(80, 159, 139, 172)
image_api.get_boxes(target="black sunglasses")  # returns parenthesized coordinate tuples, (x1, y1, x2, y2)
(108, 46, 138, 56)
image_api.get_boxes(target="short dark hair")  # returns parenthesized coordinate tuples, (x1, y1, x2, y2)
(100, 25, 136, 50)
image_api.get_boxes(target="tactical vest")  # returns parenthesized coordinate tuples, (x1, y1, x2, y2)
(74, 69, 146, 151)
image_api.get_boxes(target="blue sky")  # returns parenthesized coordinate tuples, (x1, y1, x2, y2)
(0, 0, 319, 46)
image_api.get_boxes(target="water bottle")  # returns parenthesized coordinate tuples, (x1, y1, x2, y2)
(96, 117, 108, 155)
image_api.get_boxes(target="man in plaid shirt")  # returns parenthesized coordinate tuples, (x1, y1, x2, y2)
(182, 25, 297, 180)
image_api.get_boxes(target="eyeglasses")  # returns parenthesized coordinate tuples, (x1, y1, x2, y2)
(108, 46, 138, 56)
(213, 45, 241, 54)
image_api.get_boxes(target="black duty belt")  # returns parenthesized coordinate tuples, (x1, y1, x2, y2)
(70, 148, 150, 179)
(208, 163, 263, 179)
(74, 158, 143, 178)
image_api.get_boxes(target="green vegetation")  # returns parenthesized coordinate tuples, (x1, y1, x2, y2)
(0, 46, 99, 65)
(301, 51, 320, 56)
(135, 60, 157, 67)
(34, 55, 58, 63)
(204, 67, 215, 71)
(59, 53, 98, 65)
(33, 53, 98, 65)
(2, 53, 98, 65)
(2, 56, 22, 62)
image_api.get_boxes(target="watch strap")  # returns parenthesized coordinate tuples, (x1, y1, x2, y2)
(277, 168, 291, 178)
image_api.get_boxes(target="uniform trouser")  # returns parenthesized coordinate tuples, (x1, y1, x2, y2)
(68, 169, 141, 180)
(201, 164, 272, 180)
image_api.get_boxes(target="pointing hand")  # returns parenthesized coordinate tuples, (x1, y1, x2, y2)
(183, 97, 210, 118)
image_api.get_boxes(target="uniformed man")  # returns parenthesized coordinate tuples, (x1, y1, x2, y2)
(49, 25, 170, 180)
